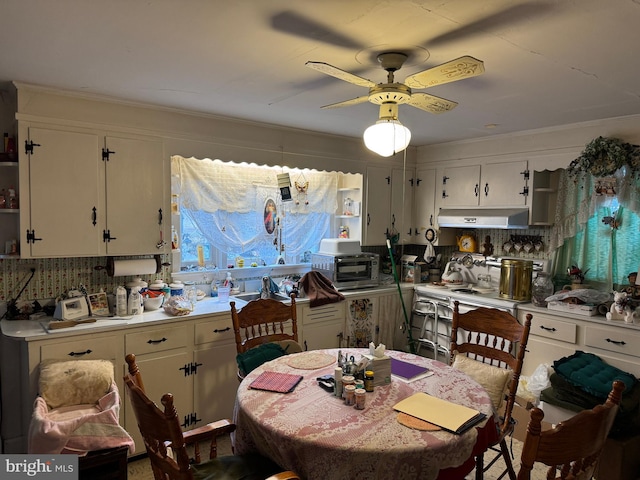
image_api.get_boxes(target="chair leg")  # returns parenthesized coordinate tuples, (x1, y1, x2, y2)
(476, 453, 484, 480)
(499, 439, 517, 480)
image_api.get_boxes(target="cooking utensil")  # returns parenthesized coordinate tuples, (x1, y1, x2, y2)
(48, 318, 97, 330)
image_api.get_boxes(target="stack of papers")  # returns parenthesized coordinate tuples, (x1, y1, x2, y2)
(393, 392, 486, 434)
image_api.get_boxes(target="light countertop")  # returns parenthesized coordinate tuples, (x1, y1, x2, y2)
(1, 283, 412, 341)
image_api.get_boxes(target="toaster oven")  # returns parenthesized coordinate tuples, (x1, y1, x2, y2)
(311, 253, 380, 291)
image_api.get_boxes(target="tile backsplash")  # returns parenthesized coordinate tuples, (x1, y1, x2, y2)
(0, 255, 173, 303)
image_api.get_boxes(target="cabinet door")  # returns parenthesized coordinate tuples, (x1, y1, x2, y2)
(413, 167, 436, 246)
(123, 349, 193, 449)
(104, 135, 166, 255)
(480, 161, 528, 206)
(441, 165, 481, 207)
(363, 165, 391, 246)
(193, 343, 238, 423)
(301, 303, 345, 350)
(23, 127, 104, 257)
(391, 167, 413, 245)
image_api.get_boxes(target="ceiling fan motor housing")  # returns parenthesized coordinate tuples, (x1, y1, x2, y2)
(368, 83, 412, 105)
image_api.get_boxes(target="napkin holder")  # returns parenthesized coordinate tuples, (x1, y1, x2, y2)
(362, 354, 391, 386)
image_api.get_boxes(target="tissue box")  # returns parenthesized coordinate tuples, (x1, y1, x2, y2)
(362, 354, 391, 386)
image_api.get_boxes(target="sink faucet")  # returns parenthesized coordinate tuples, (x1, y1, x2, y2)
(261, 276, 271, 299)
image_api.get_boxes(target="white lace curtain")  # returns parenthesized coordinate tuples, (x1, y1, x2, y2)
(550, 168, 640, 288)
(171, 156, 338, 264)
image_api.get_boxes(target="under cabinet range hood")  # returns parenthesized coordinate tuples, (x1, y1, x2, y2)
(437, 208, 530, 229)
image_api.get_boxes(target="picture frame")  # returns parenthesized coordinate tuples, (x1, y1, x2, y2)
(88, 292, 110, 317)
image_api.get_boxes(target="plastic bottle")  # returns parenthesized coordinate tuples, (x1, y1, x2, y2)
(128, 286, 141, 315)
(116, 286, 127, 317)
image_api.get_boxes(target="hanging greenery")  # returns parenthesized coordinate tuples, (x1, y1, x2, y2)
(567, 136, 640, 178)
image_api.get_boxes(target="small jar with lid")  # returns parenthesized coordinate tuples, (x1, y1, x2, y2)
(364, 371, 375, 392)
(341, 375, 355, 399)
(344, 384, 356, 406)
(354, 388, 366, 410)
(339, 225, 349, 238)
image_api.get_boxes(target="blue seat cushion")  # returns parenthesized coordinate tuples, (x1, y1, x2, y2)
(553, 350, 637, 399)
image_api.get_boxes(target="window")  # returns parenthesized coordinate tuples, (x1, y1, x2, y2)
(551, 169, 640, 289)
(171, 156, 343, 270)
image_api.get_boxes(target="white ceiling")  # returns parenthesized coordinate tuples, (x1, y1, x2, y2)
(2, 0, 640, 147)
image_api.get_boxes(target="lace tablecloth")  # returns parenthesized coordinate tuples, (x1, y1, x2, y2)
(233, 349, 497, 480)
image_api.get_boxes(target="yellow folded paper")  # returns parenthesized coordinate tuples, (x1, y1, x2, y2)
(393, 392, 485, 434)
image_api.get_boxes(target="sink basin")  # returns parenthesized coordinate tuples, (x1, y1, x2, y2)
(232, 292, 290, 302)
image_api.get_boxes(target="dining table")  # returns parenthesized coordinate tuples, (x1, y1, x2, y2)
(232, 348, 499, 480)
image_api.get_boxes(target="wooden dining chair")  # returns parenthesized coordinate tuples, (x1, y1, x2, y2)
(517, 380, 624, 480)
(231, 294, 301, 381)
(124, 353, 300, 480)
(450, 301, 532, 480)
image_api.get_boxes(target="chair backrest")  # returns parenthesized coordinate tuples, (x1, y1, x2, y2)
(124, 353, 198, 480)
(231, 295, 298, 354)
(517, 380, 624, 480)
(450, 301, 532, 435)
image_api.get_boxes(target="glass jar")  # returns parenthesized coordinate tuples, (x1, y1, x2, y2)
(532, 272, 554, 307)
(364, 370, 374, 392)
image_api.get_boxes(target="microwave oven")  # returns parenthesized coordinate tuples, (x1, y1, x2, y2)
(311, 253, 380, 291)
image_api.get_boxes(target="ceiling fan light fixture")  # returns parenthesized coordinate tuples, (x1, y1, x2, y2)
(363, 118, 411, 157)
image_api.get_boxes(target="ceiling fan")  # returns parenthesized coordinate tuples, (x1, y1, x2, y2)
(305, 52, 484, 115)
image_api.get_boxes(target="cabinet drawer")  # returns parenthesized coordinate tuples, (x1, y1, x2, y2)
(195, 316, 235, 345)
(303, 303, 346, 325)
(41, 335, 118, 361)
(126, 325, 189, 355)
(585, 325, 640, 358)
(529, 315, 576, 344)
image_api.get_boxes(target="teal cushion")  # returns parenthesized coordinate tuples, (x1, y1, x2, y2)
(192, 453, 281, 480)
(553, 350, 637, 399)
(236, 343, 286, 376)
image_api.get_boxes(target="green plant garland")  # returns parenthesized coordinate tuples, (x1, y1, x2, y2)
(567, 136, 640, 178)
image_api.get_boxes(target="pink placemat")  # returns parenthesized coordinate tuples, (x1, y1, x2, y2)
(249, 371, 303, 393)
(286, 352, 335, 370)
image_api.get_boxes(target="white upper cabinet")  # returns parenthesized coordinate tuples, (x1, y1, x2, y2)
(363, 165, 414, 246)
(103, 135, 166, 255)
(362, 165, 392, 246)
(20, 124, 167, 258)
(441, 161, 528, 207)
(412, 167, 436, 245)
(21, 126, 105, 257)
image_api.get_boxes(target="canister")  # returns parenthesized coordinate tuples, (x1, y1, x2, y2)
(499, 259, 533, 301)
(344, 385, 356, 406)
(354, 388, 366, 409)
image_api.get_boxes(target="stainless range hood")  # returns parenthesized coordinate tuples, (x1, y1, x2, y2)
(437, 208, 530, 229)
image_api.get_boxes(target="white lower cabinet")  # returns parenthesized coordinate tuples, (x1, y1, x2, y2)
(300, 302, 346, 350)
(0, 312, 237, 455)
(518, 305, 640, 378)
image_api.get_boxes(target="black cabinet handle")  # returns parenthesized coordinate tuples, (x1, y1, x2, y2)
(539, 325, 557, 332)
(68, 349, 92, 357)
(146, 337, 167, 345)
(213, 327, 231, 333)
(606, 338, 626, 346)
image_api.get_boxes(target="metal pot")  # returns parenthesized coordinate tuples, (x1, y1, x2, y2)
(499, 259, 533, 301)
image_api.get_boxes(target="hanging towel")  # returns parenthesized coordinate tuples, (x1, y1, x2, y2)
(300, 271, 345, 308)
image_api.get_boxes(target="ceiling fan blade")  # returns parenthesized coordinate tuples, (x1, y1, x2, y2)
(306, 61, 376, 88)
(404, 56, 484, 89)
(271, 11, 364, 49)
(321, 96, 371, 109)
(408, 93, 458, 114)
